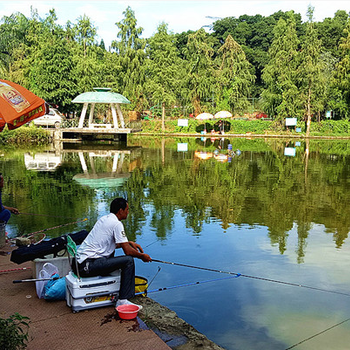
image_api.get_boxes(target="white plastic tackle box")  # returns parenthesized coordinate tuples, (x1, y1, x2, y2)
(65, 270, 121, 312)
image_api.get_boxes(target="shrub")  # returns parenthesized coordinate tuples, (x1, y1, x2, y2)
(0, 313, 30, 350)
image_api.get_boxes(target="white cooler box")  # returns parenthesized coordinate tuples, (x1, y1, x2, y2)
(65, 270, 121, 312)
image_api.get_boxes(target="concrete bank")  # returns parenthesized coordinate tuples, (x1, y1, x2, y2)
(0, 241, 224, 350)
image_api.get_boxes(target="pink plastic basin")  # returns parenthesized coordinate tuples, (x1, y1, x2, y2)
(116, 304, 140, 320)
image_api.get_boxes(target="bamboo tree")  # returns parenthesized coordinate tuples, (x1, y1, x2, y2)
(28, 10, 78, 111)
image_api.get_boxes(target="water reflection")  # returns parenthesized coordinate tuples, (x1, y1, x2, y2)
(24, 151, 61, 171)
(2, 137, 350, 349)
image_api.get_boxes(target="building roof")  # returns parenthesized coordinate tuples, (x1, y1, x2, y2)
(72, 88, 130, 104)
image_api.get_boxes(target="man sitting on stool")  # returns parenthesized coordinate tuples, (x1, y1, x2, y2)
(75, 197, 152, 309)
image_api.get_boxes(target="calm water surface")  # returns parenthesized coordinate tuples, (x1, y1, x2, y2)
(2, 136, 350, 350)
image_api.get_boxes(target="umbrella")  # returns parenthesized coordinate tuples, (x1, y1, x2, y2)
(196, 113, 214, 120)
(214, 111, 232, 119)
(0, 79, 47, 131)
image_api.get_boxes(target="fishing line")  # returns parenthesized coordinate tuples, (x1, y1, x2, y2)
(135, 274, 241, 296)
(144, 240, 158, 248)
(285, 317, 350, 349)
(153, 259, 350, 297)
(20, 218, 88, 238)
(19, 213, 77, 219)
(148, 267, 161, 288)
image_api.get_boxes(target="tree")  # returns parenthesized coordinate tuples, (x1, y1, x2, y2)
(261, 12, 301, 122)
(215, 34, 255, 113)
(317, 10, 349, 58)
(330, 18, 350, 119)
(26, 10, 78, 111)
(112, 6, 146, 109)
(0, 12, 30, 78)
(144, 23, 184, 130)
(298, 5, 325, 136)
(184, 29, 215, 115)
(71, 15, 103, 94)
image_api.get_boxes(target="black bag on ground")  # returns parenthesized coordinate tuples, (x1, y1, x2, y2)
(10, 230, 89, 264)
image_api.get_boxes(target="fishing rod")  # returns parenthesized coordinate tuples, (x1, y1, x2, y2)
(0, 267, 31, 274)
(20, 218, 88, 238)
(152, 259, 350, 298)
(13, 276, 59, 284)
(285, 317, 350, 350)
(135, 274, 241, 296)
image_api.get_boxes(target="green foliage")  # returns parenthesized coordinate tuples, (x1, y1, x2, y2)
(330, 19, 350, 119)
(310, 119, 350, 135)
(184, 29, 215, 115)
(144, 23, 184, 109)
(0, 126, 51, 145)
(261, 12, 301, 121)
(0, 313, 30, 350)
(111, 6, 146, 109)
(215, 35, 255, 113)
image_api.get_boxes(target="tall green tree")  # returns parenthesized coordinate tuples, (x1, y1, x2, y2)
(261, 12, 301, 122)
(298, 5, 325, 136)
(330, 18, 350, 119)
(0, 12, 30, 78)
(74, 15, 97, 58)
(215, 34, 255, 113)
(144, 23, 184, 129)
(71, 15, 102, 93)
(112, 6, 146, 109)
(28, 10, 78, 111)
(184, 28, 215, 115)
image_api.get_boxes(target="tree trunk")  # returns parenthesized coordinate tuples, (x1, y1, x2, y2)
(193, 97, 201, 116)
(305, 85, 312, 138)
(162, 102, 165, 132)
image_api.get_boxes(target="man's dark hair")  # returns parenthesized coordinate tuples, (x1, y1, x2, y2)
(110, 198, 128, 214)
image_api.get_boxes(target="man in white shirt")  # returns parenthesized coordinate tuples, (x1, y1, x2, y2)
(75, 198, 151, 308)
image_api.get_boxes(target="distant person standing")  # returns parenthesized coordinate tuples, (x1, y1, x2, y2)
(0, 173, 19, 223)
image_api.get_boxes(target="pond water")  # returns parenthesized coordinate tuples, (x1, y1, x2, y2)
(2, 136, 350, 350)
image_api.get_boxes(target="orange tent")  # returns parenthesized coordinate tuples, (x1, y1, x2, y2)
(0, 79, 47, 131)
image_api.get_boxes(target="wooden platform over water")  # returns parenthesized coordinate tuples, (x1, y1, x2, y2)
(51, 126, 142, 142)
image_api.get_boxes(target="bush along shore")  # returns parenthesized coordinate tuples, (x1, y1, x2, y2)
(2, 119, 350, 145)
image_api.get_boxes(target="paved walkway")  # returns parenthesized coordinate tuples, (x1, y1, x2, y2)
(0, 241, 170, 350)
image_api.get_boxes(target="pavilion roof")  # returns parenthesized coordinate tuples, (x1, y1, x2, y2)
(72, 88, 130, 104)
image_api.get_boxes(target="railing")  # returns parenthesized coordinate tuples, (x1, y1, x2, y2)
(60, 119, 142, 130)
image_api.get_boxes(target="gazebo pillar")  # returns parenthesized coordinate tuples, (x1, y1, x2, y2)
(111, 104, 119, 129)
(88, 103, 95, 128)
(115, 103, 125, 128)
(78, 103, 88, 128)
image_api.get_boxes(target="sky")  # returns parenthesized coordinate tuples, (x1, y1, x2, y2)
(1, 0, 350, 48)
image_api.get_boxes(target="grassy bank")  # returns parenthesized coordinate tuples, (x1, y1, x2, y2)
(1, 119, 350, 145)
(139, 118, 350, 137)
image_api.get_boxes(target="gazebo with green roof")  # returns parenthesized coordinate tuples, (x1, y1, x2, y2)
(72, 88, 130, 129)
